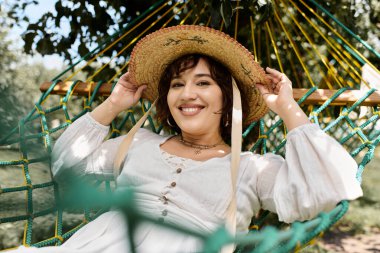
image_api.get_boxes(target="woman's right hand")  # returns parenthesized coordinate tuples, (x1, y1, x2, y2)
(106, 72, 147, 113)
(90, 72, 146, 126)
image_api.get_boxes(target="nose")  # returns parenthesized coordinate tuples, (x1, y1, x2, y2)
(180, 83, 197, 100)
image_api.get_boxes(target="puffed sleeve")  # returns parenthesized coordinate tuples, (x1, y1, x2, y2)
(51, 113, 124, 182)
(252, 123, 363, 223)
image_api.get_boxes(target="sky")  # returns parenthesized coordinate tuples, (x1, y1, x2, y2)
(6, 0, 65, 70)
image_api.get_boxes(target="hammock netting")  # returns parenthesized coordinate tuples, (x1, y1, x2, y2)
(1, 0, 379, 252)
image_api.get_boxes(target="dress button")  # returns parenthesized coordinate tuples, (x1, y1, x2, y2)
(162, 210, 168, 216)
(170, 182, 176, 187)
(164, 196, 169, 204)
(176, 168, 182, 173)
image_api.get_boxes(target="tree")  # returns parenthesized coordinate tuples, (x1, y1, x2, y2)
(3, 0, 379, 87)
(4, 0, 276, 79)
(0, 10, 61, 137)
(6, 1, 379, 56)
(6, 0, 159, 63)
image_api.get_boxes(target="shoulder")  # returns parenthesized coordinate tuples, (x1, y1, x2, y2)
(132, 128, 172, 146)
(134, 127, 157, 139)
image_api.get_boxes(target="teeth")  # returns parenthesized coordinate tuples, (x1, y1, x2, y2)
(182, 107, 199, 112)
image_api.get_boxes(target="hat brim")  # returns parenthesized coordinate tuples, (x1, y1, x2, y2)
(129, 25, 269, 125)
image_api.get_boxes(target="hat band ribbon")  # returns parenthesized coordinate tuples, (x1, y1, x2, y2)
(221, 77, 242, 253)
(113, 99, 157, 180)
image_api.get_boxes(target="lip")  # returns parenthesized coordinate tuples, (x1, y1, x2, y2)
(177, 104, 205, 116)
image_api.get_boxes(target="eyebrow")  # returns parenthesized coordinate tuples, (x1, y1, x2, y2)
(172, 73, 212, 79)
(194, 73, 212, 78)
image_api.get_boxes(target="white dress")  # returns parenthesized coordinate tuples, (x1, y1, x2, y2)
(9, 113, 363, 253)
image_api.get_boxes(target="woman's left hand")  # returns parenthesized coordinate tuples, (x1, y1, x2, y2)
(256, 67, 295, 115)
(256, 67, 310, 130)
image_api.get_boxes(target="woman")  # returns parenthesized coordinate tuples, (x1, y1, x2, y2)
(11, 25, 362, 253)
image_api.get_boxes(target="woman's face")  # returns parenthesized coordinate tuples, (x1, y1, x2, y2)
(167, 58, 223, 136)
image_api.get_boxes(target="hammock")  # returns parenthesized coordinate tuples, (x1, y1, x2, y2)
(1, 0, 380, 252)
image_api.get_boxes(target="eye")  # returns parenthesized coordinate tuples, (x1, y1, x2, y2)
(197, 81, 210, 86)
(170, 82, 184, 88)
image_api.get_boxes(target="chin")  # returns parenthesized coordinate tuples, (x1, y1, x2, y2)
(178, 122, 219, 135)
(178, 124, 203, 134)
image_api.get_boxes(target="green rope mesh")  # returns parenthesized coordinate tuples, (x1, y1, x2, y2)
(1, 0, 380, 252)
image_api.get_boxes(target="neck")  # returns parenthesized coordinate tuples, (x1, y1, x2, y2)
(179, 131, 224, 146)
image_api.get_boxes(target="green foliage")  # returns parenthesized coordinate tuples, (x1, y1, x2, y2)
(0, 28, 17, 91)
(217, 0, 273, 29)
(318, 1, 379, 63)
(6, 0, 158, 77)
(4, 0, 278, 79)
(0, 11, 61, 137)
(2, 0, 378, 89)
(0, 62, 60, 138)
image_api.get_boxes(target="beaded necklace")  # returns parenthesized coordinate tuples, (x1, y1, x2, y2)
(178, 135, 224, 155)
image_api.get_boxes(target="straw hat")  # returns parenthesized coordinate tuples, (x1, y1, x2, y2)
(128, 25, 270, 125)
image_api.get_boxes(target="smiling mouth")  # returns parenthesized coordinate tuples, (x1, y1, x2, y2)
(178, 105, 205, 115)
(181, 107, 201, 112)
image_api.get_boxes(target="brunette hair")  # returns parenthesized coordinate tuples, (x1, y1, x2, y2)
(156, 54, 248, 143)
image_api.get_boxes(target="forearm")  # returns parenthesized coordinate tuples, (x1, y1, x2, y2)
(90, 98, 122, 126)
(276, 99, 310, 131)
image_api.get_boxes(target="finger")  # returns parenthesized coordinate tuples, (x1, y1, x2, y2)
(118, 78, 138, 90)
(265, 75, 281, 89)
(265, 75, 279, 83)
(119, 72, 139, 87)
(256, 83, 270, 94)
(256, 83, 268, 93)
(274, 84, 281, 93)
(261, 77, 277, 92)
(278, 78, 292, 88)
(279, 74, 291, 83)
(134, 85, 147, 100)
(266, 68, 290, 84)
(118, 82, 137, 91)
(119, 72, 130, 81)
(265, 67, 283, 77)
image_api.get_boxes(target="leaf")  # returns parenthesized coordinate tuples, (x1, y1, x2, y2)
(255, 1, 273, 25)
(242, 0, 258, 13)
(55, 1, 64, 13)
(26, 23, 40, 31)
(210, 7, 222, 28)
(23, 32, 37, 53)
(220, 0, 233, 28)
(78, 42, 89, 56)
(204, 0, 214, 7)
(36, 37, 55, 55)
(7, 10, 17, 20)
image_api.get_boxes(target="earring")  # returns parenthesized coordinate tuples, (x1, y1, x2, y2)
(224, 113, 229, 127)
(167, 118, 174, 127)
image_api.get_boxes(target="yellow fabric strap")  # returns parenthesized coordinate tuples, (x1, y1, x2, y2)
(221, 77, 242, 253)
(113, 100, 157, 180)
